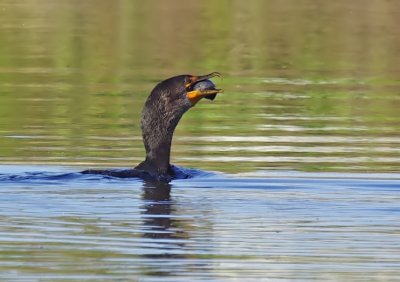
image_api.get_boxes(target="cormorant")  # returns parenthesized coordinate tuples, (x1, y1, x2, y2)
(82, 72, 223, 182)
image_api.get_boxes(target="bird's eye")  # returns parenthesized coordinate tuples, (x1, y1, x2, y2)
(184, 76, 192, 89)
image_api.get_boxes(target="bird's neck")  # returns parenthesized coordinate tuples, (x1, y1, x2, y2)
(136, 103, 186, 176)
(140, 131, 173, 175)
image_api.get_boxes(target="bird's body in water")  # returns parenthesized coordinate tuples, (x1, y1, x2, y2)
(82, 72, 223, 182)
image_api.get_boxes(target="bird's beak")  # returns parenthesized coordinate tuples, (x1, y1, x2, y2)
(185, 72, 223, 105)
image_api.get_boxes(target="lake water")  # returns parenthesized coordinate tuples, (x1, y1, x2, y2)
(1, 1, 400, 281)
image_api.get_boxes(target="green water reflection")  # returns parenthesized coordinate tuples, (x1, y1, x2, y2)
(1, 0, 400, 172)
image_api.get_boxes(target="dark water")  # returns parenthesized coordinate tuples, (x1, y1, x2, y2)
(1, 0, 400, 280)
(1, 165, 400, 281)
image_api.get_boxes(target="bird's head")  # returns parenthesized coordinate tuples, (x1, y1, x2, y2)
(148, 72, 223, 112)
(139, 72, 223, 176)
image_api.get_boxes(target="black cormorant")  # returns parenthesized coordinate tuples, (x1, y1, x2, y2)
(82, 72, 223, 182)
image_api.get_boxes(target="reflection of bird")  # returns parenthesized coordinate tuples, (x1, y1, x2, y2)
(82, 72, 223, 182)
(141, 182, 189, 263)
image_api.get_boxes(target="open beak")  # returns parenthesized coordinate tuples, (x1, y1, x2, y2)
(185, 72, 223, 105)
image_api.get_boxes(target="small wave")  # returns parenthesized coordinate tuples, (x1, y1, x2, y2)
(0, 165, 217, 184)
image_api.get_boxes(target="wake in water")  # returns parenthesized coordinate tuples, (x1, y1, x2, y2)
(0, 165, 214, 184)
(1, 165, 399, 192)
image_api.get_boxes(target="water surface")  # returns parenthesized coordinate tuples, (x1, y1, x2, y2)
(1, 0, 400, 281)
(1, 0, 399, 172)
(1, 165, 400, 281)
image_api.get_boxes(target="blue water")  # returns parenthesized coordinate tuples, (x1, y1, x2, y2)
(2, 0, 400, 280)
(1, 165, 399, 281)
